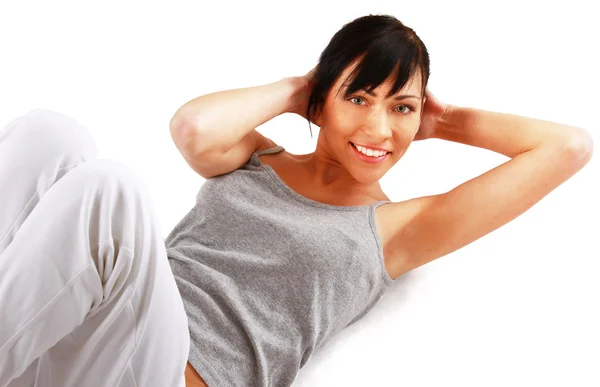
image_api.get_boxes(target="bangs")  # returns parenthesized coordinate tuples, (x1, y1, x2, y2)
(337, 40, 424, 100)
(304, 14, 431, 138)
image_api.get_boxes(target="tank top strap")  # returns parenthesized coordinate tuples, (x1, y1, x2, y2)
(256, 145, 285, 156)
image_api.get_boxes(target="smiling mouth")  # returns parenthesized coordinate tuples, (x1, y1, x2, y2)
(350, 142, 391, 155)
(349, 142, 391, 163)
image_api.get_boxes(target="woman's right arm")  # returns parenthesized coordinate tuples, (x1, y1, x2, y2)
(169, 76, 307, 179)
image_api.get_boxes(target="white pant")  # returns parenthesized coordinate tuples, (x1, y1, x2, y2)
(0, 109, 190, 387)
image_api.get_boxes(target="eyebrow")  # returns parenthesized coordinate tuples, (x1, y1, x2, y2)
(364, 90, 421, 101)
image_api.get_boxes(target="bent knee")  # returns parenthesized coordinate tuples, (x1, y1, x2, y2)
(16, 108, 98, 164)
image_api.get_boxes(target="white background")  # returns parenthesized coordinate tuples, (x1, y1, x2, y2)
(1, 1, 598, 386)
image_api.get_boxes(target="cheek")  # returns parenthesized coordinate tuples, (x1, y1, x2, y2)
(325, 106, 355, 128)
(322, 112, 355, 137)
(390, 133, 414, 154)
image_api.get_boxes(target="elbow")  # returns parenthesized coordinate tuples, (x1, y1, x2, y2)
(562, 128, 594, 166)
(169, 113, 183, 134)
(170, 113, 205, 143)
(573, 128, 593, 163)
(169, 106, 206, 136)
(170, 117, 195, 144)
(170, 112, 198, 136)
(169, 117, 210, 157)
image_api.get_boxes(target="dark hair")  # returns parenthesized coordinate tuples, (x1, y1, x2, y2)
(306, 14, 431, 138)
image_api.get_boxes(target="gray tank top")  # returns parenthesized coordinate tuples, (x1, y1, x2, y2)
(165, 146, 397, 386)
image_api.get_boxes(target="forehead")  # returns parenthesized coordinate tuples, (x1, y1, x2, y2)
(335, 61, 423, 96)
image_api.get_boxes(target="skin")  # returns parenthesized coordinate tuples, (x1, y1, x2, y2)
(183, 67, 429, 386)
(185, 362, 208, 387)
(185, 55, 593, 385)
(297, 63, 428, 204)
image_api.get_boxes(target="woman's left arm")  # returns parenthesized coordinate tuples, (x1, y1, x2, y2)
(432, 104, 593, 160)
(385, 99, 593, 276)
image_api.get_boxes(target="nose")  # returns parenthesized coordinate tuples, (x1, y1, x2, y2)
(364, 108, 393, 138)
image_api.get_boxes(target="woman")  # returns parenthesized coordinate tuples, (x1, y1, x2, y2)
(0, 14, 592, 387)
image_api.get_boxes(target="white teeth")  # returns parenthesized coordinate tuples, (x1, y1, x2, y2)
(354, 143, 387, 157)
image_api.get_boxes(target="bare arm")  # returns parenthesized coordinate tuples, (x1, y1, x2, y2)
(169, 76, 307, 157)
(386, 106, 593, 278)
(433, 105, 593, 158)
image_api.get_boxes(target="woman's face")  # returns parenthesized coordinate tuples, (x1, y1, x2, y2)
(315, 64, 425, 184)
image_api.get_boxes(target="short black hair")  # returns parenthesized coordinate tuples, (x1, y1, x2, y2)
(306, 14, 431, 138)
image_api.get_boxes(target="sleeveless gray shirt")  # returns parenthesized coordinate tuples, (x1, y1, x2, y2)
(165, 146, 397, 386)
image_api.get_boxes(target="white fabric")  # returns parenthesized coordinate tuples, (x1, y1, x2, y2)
(0, 109, 190, 387)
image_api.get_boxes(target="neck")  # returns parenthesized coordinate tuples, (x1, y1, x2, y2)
(299, 148, 382, 198)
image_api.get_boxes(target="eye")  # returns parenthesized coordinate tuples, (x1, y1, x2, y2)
(348, 96, 365, 105)
(348, 96, 415, 115)
(394, 104, 416, 114)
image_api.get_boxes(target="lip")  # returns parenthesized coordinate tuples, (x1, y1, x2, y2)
(351, 142, 390, 152)
(350, 142, 390, 164)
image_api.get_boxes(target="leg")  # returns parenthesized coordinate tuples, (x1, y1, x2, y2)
(0, 108, 98, 253)
(0, 108, 98, 386)
(0, 111, 189, 386)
